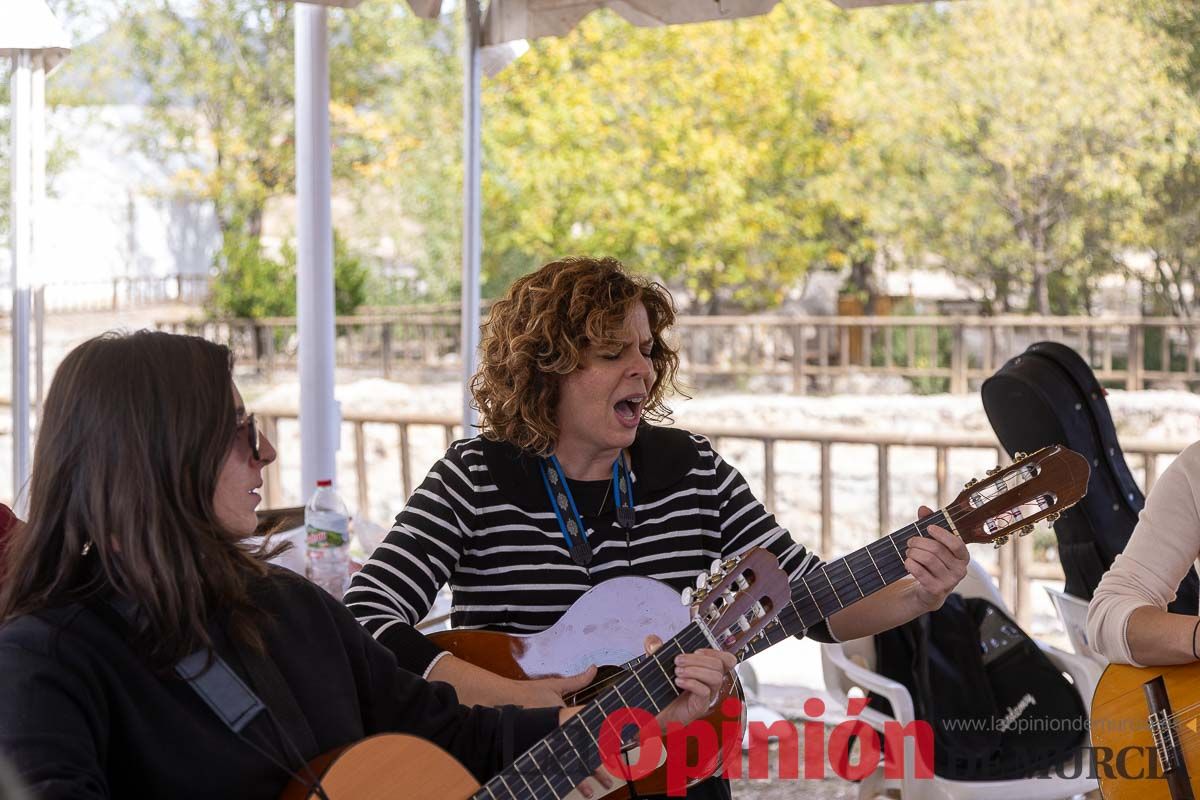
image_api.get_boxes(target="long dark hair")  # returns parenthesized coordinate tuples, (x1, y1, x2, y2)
(0, 330, 271, 668)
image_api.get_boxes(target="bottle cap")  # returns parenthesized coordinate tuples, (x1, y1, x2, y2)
(316, 479, 332, 487)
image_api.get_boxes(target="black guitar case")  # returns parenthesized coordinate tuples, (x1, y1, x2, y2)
(981, 341, 1200, 614)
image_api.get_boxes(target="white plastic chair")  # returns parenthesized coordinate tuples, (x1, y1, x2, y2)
(820, 560, 1099, 800)
(1044, 585, 1108, 673)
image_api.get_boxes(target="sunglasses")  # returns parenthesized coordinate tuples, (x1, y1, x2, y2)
(237, 413, 261, 462)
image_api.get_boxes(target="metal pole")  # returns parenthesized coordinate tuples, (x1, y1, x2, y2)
(460, 0, 483, 436)
(295, 4, 338, 495)
(10, 52, 34, 514)
(31, 53, 45, 443)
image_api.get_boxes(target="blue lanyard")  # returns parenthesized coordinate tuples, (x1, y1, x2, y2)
(538, 453, 635, 567)
(612, 456, 635, 529)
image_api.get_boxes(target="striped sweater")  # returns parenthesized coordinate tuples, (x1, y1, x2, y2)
(347, 424, 835, 667)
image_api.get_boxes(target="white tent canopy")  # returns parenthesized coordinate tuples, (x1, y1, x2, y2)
(0, 0, 72, 66)
(481, 0, 783, 44)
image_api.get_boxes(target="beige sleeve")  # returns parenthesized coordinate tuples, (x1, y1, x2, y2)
(1086, 440, 1200, 666)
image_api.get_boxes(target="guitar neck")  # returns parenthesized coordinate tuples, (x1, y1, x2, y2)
(473, 620, 711, 800)
(741, 508, 952, 659)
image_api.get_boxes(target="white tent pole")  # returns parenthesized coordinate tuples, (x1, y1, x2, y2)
(31, 52, 45, 443)
(460, 0, 483, 436)
(295, 3, 338, 494)
(10, 51, 33, 515)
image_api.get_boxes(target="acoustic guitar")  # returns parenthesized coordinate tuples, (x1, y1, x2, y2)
(1092, 662, 1200, 800)
(431, 444, 1092, 797)
(280, 548, 791, 800)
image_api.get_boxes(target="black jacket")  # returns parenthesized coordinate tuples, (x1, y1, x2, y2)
(0, 569, 558, 799)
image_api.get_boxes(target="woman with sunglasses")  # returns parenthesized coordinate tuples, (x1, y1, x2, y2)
(0, 330, 734, 799)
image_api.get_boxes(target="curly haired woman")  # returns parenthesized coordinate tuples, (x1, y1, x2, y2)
(346, 257, 968, 800)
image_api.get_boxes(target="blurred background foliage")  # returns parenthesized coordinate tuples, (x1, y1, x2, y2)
(17, 0, 1200, 317)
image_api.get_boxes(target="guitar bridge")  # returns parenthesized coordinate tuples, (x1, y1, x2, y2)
(1144, 675, 1195, 800)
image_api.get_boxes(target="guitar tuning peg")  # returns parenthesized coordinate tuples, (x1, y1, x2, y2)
(708, 573, 724, 587)
(736, 575, 750, 592)
(1014, 451, 1028, 461)
(1019, 524, 1035, 537)
(992, 534, 1010, 549)
(752, 602, 766, 618)
(985, 466, 1001, 476)
(1046, 512, 1061, 524)
(695, 572, 708, 590)
(964, 478, 979, 489)
(681, 587, 694, 606)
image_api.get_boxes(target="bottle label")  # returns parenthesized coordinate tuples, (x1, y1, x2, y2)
(307, 524, 347, 549)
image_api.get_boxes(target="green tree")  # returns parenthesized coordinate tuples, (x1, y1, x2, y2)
(869, 0, 1188, 314)
(481, 1, 869, 312)
(332, 3, 464, 303)
(1130, 2, 1200, 319)
(116, 0, 296, 238)
(208, 231, 369, 318)
(62, 0, 455, 309)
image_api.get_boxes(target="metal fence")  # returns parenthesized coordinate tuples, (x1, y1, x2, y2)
(164, 312, 1200, 393)
(252, 404, 1187, 630)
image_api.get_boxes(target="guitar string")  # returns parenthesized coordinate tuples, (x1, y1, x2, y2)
(501, 625, 706, 799)
(558, 473, 1069, 709)
(561, 501, 1049, 704)
(478, 623, 709, 800)
(534, 486, 1076, 796)
(536, 495, 1066, 791)
(558, 539, 918, 706)
(642, 470, 1069, 656)
(1134, 717, 1200, 765)
(777, 490, 1075, 630)
(1154, 698, 1200, 726)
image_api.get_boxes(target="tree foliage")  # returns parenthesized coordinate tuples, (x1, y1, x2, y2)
(208, 232, 368, 318)
(853, 0, 1194, 314)
(482, 2, 868, 311)
(45, 0, 1200, 318)
(1131, 2, 1200, 318)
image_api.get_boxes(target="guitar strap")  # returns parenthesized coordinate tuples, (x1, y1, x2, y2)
(102, 599, 317, 761)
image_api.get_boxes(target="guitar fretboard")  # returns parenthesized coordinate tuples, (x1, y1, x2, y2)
(741, 509, 951, 658)
(473, 620, 709, 800)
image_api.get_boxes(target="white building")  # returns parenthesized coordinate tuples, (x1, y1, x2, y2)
(0, 25, 219, 310)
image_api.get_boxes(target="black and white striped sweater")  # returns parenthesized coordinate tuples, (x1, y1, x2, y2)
(346, 424, 835, 668)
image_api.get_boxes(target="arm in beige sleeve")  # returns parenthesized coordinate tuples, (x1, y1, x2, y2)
(1087, 441, 1200, 667)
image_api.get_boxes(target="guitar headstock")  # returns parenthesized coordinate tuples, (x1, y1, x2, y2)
(947, 445, 1090, 549)
(681, 548, 790, 655)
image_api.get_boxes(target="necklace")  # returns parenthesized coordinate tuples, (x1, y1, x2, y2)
(596, 479, 612, 516)
(537, 453, 636, 568)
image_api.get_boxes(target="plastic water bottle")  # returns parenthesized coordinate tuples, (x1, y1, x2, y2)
(305, 479, 351, 598)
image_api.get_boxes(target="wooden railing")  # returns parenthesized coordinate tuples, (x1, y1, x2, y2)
(252, 404, 1187, 629)
(164, 313, 1200, 393)
(0, 276, 210, 315)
